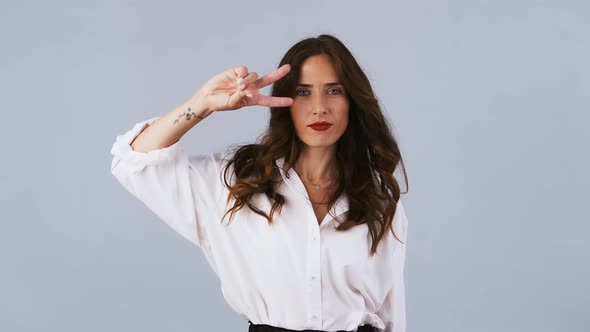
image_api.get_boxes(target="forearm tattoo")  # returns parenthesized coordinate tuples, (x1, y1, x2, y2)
(173, 107, 205, 124)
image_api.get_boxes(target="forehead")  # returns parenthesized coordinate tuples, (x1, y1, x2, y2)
(299, 54, 339, 82)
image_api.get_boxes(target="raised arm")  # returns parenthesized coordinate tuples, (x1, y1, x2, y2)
(129, 64, 294, 153)
(110, 64, 294, 249)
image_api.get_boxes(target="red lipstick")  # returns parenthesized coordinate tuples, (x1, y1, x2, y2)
(308, 121, 333, 131)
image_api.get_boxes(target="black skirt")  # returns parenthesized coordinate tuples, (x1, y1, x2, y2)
(248, 320, 378, 332)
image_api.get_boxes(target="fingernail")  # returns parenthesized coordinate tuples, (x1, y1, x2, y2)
(246, 93, 253, 98)
(236, 77, 243, 84)
(238, 83, 246, 90)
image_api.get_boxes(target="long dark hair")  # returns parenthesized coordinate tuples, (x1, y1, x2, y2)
(220, 34, 409, 256)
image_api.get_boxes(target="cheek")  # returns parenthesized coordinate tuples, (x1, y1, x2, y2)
(342, 115, 349, 128)
(289, 110, 306, 129)
(338, 117, 349, 134)
(337, 105, 350, 129)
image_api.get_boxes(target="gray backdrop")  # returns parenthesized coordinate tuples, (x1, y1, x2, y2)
(1, 0, 588, 331)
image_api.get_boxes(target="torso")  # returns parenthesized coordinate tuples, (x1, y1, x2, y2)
(303, 182, 334, 225)
(312, 204, 329, 225)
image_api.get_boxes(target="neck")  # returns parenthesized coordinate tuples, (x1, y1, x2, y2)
(292, 146, 338, 183)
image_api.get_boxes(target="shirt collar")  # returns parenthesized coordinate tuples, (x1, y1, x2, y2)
(275, 156, 287, 171)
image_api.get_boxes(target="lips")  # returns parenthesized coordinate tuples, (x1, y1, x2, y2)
(309, 123, 332, 131)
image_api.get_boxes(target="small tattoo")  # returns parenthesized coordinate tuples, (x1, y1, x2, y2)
(173, 107, 204, 124)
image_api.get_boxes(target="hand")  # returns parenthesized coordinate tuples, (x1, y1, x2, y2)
(197, 64, 294, 113)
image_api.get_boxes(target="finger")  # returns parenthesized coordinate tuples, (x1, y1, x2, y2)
(252, 64, 291, 89)
(227, 89, 250, 109)
(231, 65, 249, 80)
(255, 95, 293, 108)
(237, 71, 259, 90)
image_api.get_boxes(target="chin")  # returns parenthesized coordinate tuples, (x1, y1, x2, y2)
(300, 138, 339, 148)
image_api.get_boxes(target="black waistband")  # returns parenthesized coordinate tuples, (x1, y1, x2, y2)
(248, 320, 377, 332)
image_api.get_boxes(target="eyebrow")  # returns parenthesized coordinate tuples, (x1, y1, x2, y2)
(295, 82, 342, 87)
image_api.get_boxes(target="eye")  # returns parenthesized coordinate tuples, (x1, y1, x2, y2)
(295, 89, 309, 96)
(328, 88, 342, 95)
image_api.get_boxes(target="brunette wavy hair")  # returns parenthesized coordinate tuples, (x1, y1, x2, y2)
(220, 34, 409, 256)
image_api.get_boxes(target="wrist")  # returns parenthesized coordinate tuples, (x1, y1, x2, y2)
(188, 89, 213, 118)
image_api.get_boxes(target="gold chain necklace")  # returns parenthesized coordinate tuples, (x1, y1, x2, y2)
(300, 177, 335, 191)
(300, 178, 336, 205)
(286, 164, 338, 204)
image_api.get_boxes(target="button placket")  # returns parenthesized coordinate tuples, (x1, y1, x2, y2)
(308, 226, 322, 327)
(277, 158, 325, 328)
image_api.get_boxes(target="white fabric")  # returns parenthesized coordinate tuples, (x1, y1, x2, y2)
(110, 116, 408, 332)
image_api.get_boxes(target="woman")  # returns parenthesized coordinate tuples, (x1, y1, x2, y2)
(110, 34, 409, 332)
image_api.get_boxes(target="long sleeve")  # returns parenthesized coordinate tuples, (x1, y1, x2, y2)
(375, 200, 409, 332)
(110, 116, 226, 249)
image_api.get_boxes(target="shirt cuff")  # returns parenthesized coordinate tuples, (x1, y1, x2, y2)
(110, 116, 184, 167)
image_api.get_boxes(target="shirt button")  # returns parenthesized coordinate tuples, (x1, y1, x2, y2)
(312, 236, 317, 241)
(311, 276, 316, 280)
(311, 315, 318, 320)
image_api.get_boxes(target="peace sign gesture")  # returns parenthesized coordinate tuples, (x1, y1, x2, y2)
(197, 64, 294, 113)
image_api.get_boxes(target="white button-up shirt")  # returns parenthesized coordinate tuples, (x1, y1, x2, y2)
(110, 117, 408, 332)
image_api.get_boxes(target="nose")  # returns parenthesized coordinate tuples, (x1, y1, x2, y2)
(311, 93, 328, 115)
